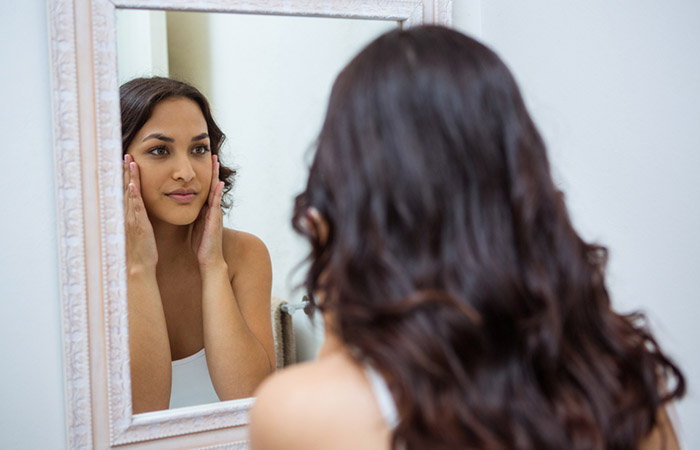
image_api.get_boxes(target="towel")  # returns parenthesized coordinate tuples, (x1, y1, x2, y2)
(271, 296, 296, 369)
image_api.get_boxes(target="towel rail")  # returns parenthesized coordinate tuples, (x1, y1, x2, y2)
(280, 299, 310, 315)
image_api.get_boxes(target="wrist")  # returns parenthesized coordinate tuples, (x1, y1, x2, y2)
(199, 259, 229, 276)
(127, 263, 157, 279)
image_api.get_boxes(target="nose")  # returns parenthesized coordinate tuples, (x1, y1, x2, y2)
(172, 153, 195, 183)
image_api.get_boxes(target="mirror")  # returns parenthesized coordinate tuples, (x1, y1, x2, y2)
(116, 8, 397, 370)
(116, 7, 397, 412)
(48, 0, 451, 448)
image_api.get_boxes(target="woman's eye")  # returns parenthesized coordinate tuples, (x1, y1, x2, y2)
(148, 146, 169, 156)
(192, 145, 210, 155)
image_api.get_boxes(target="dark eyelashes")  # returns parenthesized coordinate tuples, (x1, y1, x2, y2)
(145, 144, 210, 156)
(147, 145, 169, 156)
(193, 144, 211, 154)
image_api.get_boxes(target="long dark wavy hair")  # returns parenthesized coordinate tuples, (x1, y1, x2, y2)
(120, 76, 236, 210)
(292, 26, 685, 450)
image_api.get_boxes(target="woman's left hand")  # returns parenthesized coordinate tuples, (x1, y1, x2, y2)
(192, 154, 226, 268)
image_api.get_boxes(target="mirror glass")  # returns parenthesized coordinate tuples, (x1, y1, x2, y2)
(116, 8, 397, 411)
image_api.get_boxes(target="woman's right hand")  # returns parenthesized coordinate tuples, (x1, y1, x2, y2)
(123, 154, 158, 271)
(123, 155, 171, 413)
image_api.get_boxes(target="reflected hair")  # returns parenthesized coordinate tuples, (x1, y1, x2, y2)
(292, 26, 684, 450)
(119, 76, 236, 210)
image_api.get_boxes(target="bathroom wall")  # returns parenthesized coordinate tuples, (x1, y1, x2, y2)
(0, 2, 66, 449)
(1, 1, 698, 448)
(116, 9, 169, 84)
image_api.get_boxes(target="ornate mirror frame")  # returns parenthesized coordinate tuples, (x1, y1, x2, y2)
(48, 0, 452, 448)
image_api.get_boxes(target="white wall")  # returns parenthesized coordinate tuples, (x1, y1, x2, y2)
(454, 1, 700, 447)
(116, 9, 169, 84)
(0, 1, 67, 449)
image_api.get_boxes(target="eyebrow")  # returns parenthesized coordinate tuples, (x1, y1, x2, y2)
(142, 133, 174, 143)
(191, 133, 209, 142)
(141, 132, 209, 143)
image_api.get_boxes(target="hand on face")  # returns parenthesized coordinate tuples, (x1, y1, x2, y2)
(125, 97, 213, 228)
(191, 154, 226, 268)
(123, 154, 158, 271)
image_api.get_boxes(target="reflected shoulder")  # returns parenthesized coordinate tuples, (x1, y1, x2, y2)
(221, 228, 271, 274)
(638, 405, 682, 450)
(222, 228, 270, 256)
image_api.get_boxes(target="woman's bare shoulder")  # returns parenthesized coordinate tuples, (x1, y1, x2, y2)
(221, 228, 271, 277)
(222, 228, 269, 258)
(638, 405, 682, 450)
(249, 354, 390, 450)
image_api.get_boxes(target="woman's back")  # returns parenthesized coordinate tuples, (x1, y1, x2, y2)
(252, 342, 391, 450)
(252, 351, 681, 450)
(250, 25, 684, 450)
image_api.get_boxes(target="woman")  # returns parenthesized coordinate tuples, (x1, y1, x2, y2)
(120, 77, 274, 413)
(250, 26, 685, 449)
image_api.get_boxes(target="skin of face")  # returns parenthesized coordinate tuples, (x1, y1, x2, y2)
(126, 96, 213, 227)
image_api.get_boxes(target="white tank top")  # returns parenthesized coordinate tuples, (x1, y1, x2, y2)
(364, 364, 399, 429)
(169, 348, 219, 409)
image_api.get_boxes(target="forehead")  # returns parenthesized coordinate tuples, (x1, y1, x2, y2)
(139, 96, 208, 134)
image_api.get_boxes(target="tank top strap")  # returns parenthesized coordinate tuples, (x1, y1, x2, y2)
(364, 363, 400, 430)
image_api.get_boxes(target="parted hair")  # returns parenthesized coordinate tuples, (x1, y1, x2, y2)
(292, 26, 685, 450)
(119, 76, 236, 210)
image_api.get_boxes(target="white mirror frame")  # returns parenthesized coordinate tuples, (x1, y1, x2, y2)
(48, 0, 452, 448)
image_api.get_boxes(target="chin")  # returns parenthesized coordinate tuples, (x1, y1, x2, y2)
(172, 217, 199, 226)
(171, 210, 202, 226)
(150, 204, 204, 226)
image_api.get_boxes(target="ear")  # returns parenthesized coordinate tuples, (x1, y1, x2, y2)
(306, 207, 330, 246)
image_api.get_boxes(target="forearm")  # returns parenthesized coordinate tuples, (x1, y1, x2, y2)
(128, 267, 172, 413)
(201, 262, 272, 400)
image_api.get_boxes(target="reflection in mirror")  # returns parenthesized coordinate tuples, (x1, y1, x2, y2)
(121, 76, 278, 415)
(116, 8, 397, 413)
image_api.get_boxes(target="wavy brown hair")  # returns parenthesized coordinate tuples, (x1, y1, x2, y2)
(292, 26, 685, 450)
(120, 76, 236, 210)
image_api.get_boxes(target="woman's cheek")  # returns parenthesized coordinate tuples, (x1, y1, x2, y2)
(137, 175, 159, 211)
(199, 165, 214, 192)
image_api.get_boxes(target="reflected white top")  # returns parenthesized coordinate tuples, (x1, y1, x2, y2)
(169, 348, 219, 409)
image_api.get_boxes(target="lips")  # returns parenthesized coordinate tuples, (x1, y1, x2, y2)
(166, 189, 196, 204)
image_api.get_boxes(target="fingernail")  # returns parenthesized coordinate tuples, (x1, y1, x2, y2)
(129, 183, 135, 192)
(129, 162, 135, 171)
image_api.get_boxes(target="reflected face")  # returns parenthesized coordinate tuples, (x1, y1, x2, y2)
(126, 97, 213, 226)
